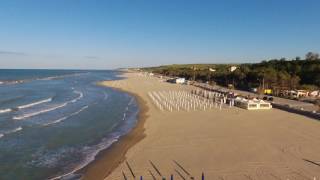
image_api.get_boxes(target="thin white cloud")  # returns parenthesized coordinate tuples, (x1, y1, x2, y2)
(0, 50, 27, 56)
(83, 56, 100, 59)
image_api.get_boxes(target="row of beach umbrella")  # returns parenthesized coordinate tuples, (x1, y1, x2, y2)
(148, 89, 235, 112)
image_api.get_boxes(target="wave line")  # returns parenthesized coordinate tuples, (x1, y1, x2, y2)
(6, 126, 23, 134)
(13, 103, 68, 120)
(0, 108, 12, 114)
(0, 126, 23, 139)
(43, 105, 89, 126)
(13, 90, 84, 120)
(18, 98, 52, 109)
(70, 91, 83, 103)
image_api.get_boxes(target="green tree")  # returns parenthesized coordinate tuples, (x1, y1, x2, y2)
(277, 71, 291, 88)
(306, 52, 319, 61)
(290, 75, 300, 89)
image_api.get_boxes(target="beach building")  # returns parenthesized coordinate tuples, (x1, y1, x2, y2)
(310, 90, 320, 97)
(230, 66, 237, 72)
(234, 97, 272, 110)
(283, 90, 309, 98)
(167, 77, 186, 84)
(296, 90, 309, 97)
(175, 78, 185, 84)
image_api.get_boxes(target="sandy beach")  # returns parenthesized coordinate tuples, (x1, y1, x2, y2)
(83, 72, 320, 180)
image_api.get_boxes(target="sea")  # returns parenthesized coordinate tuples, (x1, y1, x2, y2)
(0, 69, 139, 180)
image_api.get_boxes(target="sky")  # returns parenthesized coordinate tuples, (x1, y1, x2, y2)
(0, 0, 319, 69)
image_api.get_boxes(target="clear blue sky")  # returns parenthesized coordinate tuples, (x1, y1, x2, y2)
(0, 0, 319, 69)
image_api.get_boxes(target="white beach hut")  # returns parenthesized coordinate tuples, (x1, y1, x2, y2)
(234, 97, 272, 110)
(175, 78, 186, 84)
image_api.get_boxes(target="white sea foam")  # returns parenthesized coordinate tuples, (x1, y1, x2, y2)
(0, 97, 52, 114)
(42, 117, 68, 126)
(7, 126, 23, 134)
(0, 108, 12, 114)
(70, 91, 83, 103)
(38, 73, 84, 81)
(128, 97, 135, 105)
(70, 105, 88, 116)
(38, 76, 59, 80)
(13, 90, 84, 120)
(0, 126, 23, 139)
(13, 103, 68, 120)
(103, 92, 108, 100)
(122, 112, 127, 121)
(49, 136, 119, 180)
(49, 95, 138, 179)
(43, 105, 89, 126)
(122, 98, 134, 121)
(18, 98, 52, 109)
(0, 80, 25, 85)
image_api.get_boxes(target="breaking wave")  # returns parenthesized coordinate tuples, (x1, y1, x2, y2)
(18, 98, 52, 109)
(43, 105, 89, 127)
(7, 126, 23, 134)
(0, 108, 12, 114)
(13, 103, 68, 120)
(37, 72, 86, 81)
(13, 91, 83, 120)
(49, 135, 120, 180)
(0, 97, 52, 115)
(0, 126, 23, 139)
(71, 91, 83, 103)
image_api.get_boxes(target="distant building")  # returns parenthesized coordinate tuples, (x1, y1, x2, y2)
(175, 78, 186, 84)
(282, 90, 309, 98)
(310, 90, 320, 97)
(230, 66, 237, 72)
(167, 77, 186, 84)
(234, 97, 272, 110)
(296, 90, 309, 97)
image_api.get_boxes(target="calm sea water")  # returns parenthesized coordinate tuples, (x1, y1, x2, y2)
(0, 69, 139, 180)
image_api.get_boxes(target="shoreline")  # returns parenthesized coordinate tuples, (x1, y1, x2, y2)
(78, 72, 319, 179)
(79, 83, 148, 180)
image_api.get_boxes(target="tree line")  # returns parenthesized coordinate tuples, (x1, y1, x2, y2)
(142, 52, 320, 92)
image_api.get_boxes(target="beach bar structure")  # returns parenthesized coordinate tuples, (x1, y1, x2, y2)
(234, 97, 272, 110)
(167, 77, 186, 84)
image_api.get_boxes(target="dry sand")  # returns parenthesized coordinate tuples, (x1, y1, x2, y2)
(83, 72, 320, 180)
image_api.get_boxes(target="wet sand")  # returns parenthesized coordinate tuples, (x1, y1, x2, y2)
(84, 72, 320, 180)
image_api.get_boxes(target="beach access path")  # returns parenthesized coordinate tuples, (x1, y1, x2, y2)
(87, 72, 320, 180)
